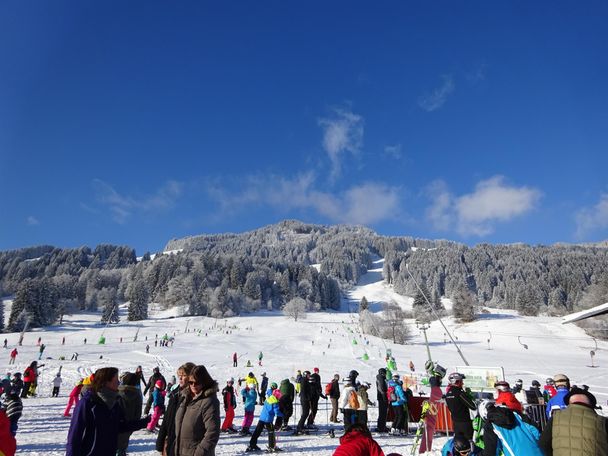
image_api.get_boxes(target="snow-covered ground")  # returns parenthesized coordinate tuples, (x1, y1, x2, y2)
(2, 258, 608, 455)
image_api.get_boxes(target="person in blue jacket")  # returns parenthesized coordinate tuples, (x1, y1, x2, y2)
(545, 374, 570, 419)
(482, 403, 543, 456)
(66, 367, 149, 456)
(387, 373, 407, 436)
(239, 383, 258, 435)
(246, 383, 283, 453)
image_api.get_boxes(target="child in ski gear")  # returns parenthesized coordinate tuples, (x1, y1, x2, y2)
(546, 374, 570, 418)
(539, 386, 607, 456)
(143, 367, 166, 415)
(494, 381, 522, 413)
(482, 403, 542, 456)
(117, 372, 144, 456)
(246, 383, 283, 452)
(3, 392, 22, 436)
(445, 372, 476, 440)
(333, 423, 385, 456)
(339, 379, 359, 432)
(147, 379, 166, 431)
(52, 372, 62, 397)
(356, 383, 374, 427)
(387, 374, 407, 435)
(221, 378, 238, 432)
(64, 380, 83, 417)
(240, 383, 257, 435)
(441, 433, 482, 456)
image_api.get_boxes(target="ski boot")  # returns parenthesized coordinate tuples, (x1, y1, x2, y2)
(246, 444, 262, 452)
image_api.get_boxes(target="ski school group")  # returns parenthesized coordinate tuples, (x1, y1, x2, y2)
(2, 351, 606, 456)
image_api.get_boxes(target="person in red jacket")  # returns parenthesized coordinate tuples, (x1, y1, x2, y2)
(0, 408, 16, 456)
(21, 361, 39, 398)
(333, 423, 385, 456)
(494, 381, 523, 413)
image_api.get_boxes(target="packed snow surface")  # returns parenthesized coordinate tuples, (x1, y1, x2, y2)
(2, 258, 607, 455)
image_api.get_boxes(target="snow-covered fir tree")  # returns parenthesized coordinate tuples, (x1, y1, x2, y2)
(128, 278, 149, 321)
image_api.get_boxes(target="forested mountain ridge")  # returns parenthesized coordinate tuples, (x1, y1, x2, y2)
(1, 220, 607, 334)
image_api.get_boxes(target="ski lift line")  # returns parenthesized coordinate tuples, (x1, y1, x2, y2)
(405, 263, 470, 366)
(458, 329, 605, 342)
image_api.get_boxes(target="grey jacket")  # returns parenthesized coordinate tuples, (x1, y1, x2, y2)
(174, 384, 220, 456)
(117, 385, 143, 451)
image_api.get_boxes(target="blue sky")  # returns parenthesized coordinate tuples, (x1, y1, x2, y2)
(1, 1, 608, 254)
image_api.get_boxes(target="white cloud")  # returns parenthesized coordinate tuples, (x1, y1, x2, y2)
(26, 216, 40, 226)
(207, 173, 400, 226)
(383, 144, 403, 160)
(318, 108, 364, 181)
(418, 75, 455, 112)
(426, 176, 541, 236)
(575, 193, 608, 239)
(91, 179, 183, 223)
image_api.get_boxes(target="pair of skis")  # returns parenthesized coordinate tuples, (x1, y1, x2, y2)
(410, 400, 438, 455)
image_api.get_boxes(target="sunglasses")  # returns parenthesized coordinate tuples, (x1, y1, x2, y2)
(456, 449, 471, 455)
(188, 381, 200, 386)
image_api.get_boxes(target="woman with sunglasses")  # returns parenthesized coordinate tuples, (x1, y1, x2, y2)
(174, 365, 220, 456)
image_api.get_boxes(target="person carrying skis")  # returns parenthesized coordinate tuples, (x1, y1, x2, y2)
(240, 382, 257, 435)
(221, 378, 238, 433)
(445, 372, 476, 440)
(246, 382, 283, 453)
(52, 372, 63, 397)
(419, 360, 446, 453)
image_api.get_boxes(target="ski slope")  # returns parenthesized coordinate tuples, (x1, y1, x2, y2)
(2, 258, 608, 455)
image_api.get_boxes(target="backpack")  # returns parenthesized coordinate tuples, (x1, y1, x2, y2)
(348, 390, 360, 409)
(325, 382, 332, 396)
(387, 385, 398, 402)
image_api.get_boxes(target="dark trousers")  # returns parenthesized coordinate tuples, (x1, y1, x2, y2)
(392, 404, 405, 430)
(144, 393, 153, 414)
(233, 360, 237, 367)
(307, 396, 320, 425)
(356, 409, 368, 427)
(330, 397, 339, 422)
(377, 397, 388, 431)
(250, 420, 275, 449)
(453, 420, 474, 440)
(52, 386, 60, 397)
(343, 408, 358, 432)
(297, 401, 311, 431)
(21, 381, 31, 398)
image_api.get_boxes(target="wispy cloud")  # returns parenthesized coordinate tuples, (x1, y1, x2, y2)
(466, 63, 488, 84)
(575, 193, 608, 239)
(418, 75, 455, 112)
(91, 179, 183, 223)
(318, 107, 364, 181)
(383, 144, 403, 160)
(207, 173, 400, 226)
(426, 176, 541, 236)
(26, 216, 40, 226)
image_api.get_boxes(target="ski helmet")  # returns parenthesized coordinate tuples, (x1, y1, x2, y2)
(349, 369, 359, 377)
(270, 382, 278, 390)
(453, 433, 473, 452)
(494, 381, 510, 392)
(531, 380, 541, 388)
(478, 399, 495, 420)
(227, 377, 234, 384)
(448, 372, 465, 385)
(553, 374, 570, 388)
(515, 379, 523, 386)
(545, 377, 555, 385)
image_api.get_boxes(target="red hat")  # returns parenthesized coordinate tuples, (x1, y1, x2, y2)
(155, 379, 164, 388)
(313, 367, 319, 373)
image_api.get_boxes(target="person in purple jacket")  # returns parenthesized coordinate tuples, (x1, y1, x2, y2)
(66, 367, 149, 456)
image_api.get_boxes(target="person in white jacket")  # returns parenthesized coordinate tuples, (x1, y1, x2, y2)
(356, 383, 374, 427)
(339, 381, 358, 431)
(52, 373, 62, 397)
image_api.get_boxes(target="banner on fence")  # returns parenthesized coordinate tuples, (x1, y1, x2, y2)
(454, 366, 505, 392)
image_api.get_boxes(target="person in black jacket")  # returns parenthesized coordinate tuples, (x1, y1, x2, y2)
(135, 366, 147, 391)
(329, 374, 341, 423)
(294, 371, 312, 435)
(155, 362, 195, 456)
(258, 373, 269, 405)
(143, 367, 166, 415)
(307, 367, 327, 427)
(375, 368, 389, 432)
(445, 372, 476, 439)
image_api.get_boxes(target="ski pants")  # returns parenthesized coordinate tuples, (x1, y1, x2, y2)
(64, 394, 79, 416)
(52, 386, 60, 397)
(453, 420, 474, 440)
(8, 357, 15, 365)
(307, 396, 320, 425)
(147, 405, 163, 430)
(343, 408, 358, 432)
(242, 410, 255, 429)
(250, 420, 275, 449)
(356, 409, 369, 427)
(297, 400, 311, 431)
(392, 404, 405, 431)
(330, 397, 339, 422)
(377, 397, 388, 431)
(21, 382, 31, 398)
(222, 405, 235, 430)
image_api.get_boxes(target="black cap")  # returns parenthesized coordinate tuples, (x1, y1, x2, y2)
(564, 387, 597, 408)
